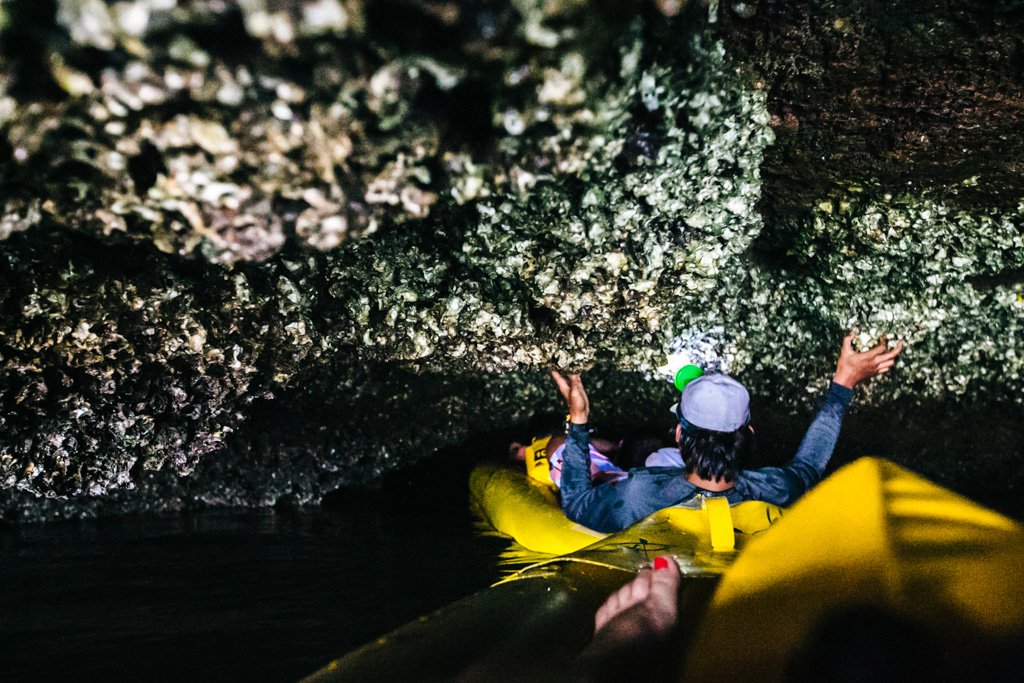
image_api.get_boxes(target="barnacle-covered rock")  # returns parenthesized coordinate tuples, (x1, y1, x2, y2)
(735, 191, 1024, 405)
(7, 0, 454, 263)
(1, 0, 1022, 520)
(715, 0, 1024, 213)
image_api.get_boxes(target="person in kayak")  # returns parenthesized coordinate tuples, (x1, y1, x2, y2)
(550, 332, 905, 533)
(510, 429, 630, 488)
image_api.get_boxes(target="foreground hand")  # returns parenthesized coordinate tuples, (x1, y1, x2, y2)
(550, 369, 590, 424)
(833, 331, 905, 389)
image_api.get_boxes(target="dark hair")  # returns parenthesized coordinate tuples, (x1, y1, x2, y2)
(678, 425, 752, 483)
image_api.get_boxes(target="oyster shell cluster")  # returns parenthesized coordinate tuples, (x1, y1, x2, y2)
(0, 0, 1021, 519)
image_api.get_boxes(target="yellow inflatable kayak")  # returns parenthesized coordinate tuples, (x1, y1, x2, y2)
(469, 459, 784, 561)
(305, 457, 1024, 682)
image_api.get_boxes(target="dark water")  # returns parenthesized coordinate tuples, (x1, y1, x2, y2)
(0, 504, 507, 682)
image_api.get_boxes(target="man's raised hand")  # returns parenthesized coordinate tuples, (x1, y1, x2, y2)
(833, 332, 905, 389)
(550, 369, 590, 424)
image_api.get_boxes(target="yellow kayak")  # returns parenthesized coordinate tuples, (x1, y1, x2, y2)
(469, 459, 784, 562)
(305, 457, 1024, 681)
(685, 456, 1024, 681)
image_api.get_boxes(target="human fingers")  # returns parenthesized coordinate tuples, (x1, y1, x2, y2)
(875, 364, 894, 376)
(872, 337, 905, 360)
(868, 335, 889, 356)
(878, 340, 905, 360)
(841, 331, 856, 354)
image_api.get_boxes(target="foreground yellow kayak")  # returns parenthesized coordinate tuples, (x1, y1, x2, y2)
(685, 457, 1024, 681)
(306, 457, 1024, 681)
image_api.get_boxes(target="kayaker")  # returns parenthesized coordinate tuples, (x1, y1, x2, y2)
(550, 333, 905, 533)
(510, 430, 630, 488)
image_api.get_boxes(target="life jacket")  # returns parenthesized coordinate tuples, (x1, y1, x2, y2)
(522, 435, 554, 486)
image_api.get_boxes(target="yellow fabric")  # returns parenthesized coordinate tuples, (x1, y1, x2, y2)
(656, 499, 781, 540)
(522, 435, 554, 486)
(683, 457, 1024, 682)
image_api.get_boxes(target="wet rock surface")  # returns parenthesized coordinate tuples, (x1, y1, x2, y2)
(0, 1, 1021, 520)
(717, 0, 1024, 213)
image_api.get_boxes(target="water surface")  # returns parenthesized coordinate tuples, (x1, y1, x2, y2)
(1, 504, 506, 681)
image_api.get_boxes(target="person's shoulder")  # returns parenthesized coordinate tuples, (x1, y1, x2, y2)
(734, 466, 794, 493)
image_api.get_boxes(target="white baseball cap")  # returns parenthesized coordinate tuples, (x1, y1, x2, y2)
(670, 374, 750, 432)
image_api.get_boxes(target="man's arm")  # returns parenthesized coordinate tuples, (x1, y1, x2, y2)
(558, 421, 695, 533)
(558, 422, 615, 530)
(550, 370, 689, 532)
(739, 332, 904, 505)
(549, 371, 629, 532)
(548, 370, 598, 503)
(738, 382, 853, 505)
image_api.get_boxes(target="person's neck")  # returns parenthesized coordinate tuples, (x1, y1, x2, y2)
(685, 471, 734, 492)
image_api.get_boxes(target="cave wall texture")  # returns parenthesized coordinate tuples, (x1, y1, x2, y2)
(1, 0, 1022, 520)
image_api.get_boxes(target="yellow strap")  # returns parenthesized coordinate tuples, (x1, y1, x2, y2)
(702, 495, 736, 551)
(523, 436, 554, 486)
